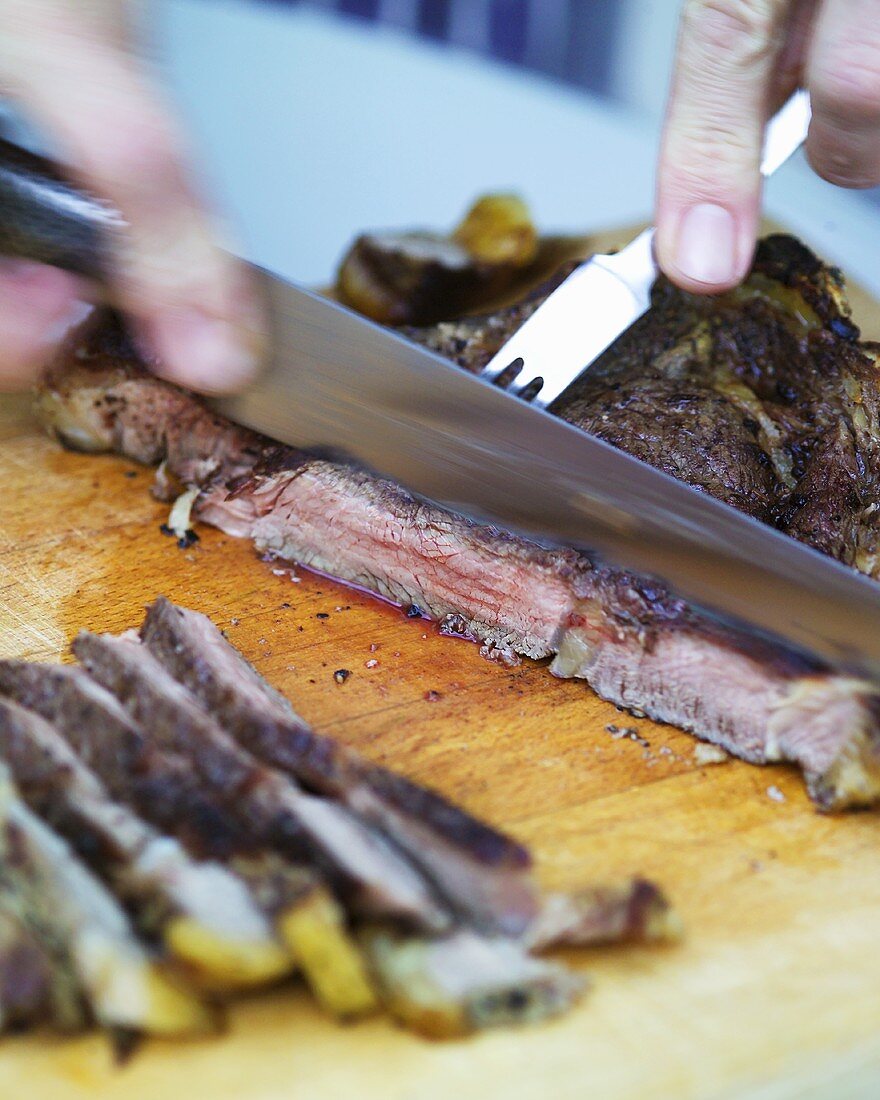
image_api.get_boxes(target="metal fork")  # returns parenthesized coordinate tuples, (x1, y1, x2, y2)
(479, 90, 813, 409)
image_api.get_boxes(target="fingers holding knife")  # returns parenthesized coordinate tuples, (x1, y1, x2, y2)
(0, 0, 264, 394)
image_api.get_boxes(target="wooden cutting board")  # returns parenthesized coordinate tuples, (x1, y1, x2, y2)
(2, 245, 880, 1099)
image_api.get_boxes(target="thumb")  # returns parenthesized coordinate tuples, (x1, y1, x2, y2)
(655, 0, 789, 294)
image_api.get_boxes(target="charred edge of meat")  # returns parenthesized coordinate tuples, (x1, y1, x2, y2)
(70, 633, 450, 934)
(361, 926, 586, 1039)
(525, 879, 682, 950)
(139, 598, 539, 936)
(752, 235, 858, 335)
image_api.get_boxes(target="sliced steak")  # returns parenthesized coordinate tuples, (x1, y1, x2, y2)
(33, 234, 880, 809)
(0, 658, 446, 932)
(550, 585, 880, 810)
(0, 764, 213, 1037)
(0, 697, 291, 990)
(139, 597, 539, 936)
(0, 663, 381, 1018)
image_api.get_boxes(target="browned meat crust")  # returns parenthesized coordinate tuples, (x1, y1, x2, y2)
(402, 235, 880, 573)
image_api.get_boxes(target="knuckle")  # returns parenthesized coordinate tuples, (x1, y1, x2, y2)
(812, 55, 880, 127)
(663, 113, 759, 184)
(80, 110, 182, 197)
(681, 0, 779, 68)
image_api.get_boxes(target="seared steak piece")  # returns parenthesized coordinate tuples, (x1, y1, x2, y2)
(140, 597, 539, 937)
(0, 765, 214, 1037)
(34, 245, 880, 808)
(68, 634, 593, 1037)
(403, 236, 880, 571)
(0, 697, 291, 991)
(0, 658, 446, 932)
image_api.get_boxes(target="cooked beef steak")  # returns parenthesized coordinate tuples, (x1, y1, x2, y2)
(403, 235, 880, 569)
(34, 234, 880, 809)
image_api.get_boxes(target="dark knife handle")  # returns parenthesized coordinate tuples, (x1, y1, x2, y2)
(0, 138, 123, 281)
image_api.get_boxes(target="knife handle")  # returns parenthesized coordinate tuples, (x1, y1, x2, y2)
(0, 137, 121, 281)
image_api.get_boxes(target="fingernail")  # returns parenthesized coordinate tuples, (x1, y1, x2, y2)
(674, 203, 738, 287)
(149, 309, 259, 394)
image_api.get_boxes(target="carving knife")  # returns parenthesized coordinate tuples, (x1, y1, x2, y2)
(2, 102, 880, 680)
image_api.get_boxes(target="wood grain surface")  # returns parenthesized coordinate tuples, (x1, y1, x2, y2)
(2, 239, 880, 1099)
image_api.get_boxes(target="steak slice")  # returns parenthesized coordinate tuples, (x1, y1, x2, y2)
(139, 597, 539, 937)
(0, 697, 291, 991)
(525, 879, 681, 950)
(0, 658, 446, 932)
(0, 764, 214, 1037)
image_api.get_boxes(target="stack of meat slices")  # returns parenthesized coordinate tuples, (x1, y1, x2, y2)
(0, 598, 677, 1045)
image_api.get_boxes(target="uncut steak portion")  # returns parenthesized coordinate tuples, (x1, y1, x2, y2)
(404, 235, 880, 568)
(34, 235, 880, 810)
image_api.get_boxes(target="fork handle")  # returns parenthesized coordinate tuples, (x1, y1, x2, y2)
(0, 138, 121, 280)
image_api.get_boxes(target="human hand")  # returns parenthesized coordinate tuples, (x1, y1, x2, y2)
(0, 0, 262, 392)
(656, 0, 880, 294)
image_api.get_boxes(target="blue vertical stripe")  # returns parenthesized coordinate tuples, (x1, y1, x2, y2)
(488, 0, 528, 64)
(417, 0, 450, 41)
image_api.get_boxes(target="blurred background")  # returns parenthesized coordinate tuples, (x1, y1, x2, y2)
(275, 0, 677, 120)
(3, 0, 880, 297)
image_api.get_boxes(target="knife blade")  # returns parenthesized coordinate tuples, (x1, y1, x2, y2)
(1, 135, 879, 680)
(213, 273, 880, 681)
